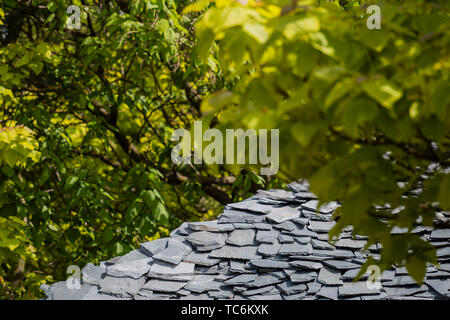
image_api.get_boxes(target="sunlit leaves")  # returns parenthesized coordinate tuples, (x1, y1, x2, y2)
(0, 126, 41, 167)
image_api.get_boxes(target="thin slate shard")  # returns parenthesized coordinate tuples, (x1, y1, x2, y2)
(43, 181, 450, 300)
(142, 279, 187, 293)
(338, 282, 380, 297)
(188, 220, 234, 232)
(210, 246, 260, 260)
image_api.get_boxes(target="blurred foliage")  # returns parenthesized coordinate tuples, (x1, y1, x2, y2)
(195, 0, 450, 284)
(0, 0, 282, 299)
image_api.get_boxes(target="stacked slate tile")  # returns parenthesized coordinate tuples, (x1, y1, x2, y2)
(41, 181, 450, 300)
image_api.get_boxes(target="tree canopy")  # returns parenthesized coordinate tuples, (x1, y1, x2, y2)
(0, 0, 449, 299)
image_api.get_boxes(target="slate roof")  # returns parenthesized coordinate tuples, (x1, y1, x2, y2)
(41, 181, 450, 300)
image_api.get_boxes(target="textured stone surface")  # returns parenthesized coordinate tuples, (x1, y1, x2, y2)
(183, 252, 220, 267)
(142, 279, 187, 293)
(82, 263, 106, 285)
(210, 246, 260, 260)
(153, 239, 192, 265)
(318, 267, 343, 286)
(339, 282, 380, 297)
(43, 181, 450, 300)
(266, 205, 300, 224)
(186, 231, 227, 249)
(226, 229, 255, 246)
(107, 258, 152, 279)
(148, 261, 195, 281)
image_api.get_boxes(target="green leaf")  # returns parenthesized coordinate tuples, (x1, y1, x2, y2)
(324, 78, 354, 109)
(362, 80, 403, 109)
(0, 238, 21, 251)
(64, 176, 78, 192)
(153, 202, 169, 225)
(182, 0, 212, 14)
(243, 23, 270, 44)
(405, 255, 426, 284)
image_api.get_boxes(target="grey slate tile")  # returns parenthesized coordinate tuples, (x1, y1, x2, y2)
(278, 233, 294, 244)
(184, 275, 223, 293)
(276, 281, 307, 295)
(424, 279, 450, 295)
(287, 181, 310, 193)
(49, 282, 95, 300)
(225, 274, 258, 285)
(248, 293, 283, 300)
(383, 275, 419, 287)
(229, 260, 246, 273)
(255, 230, 278, 244)
(310, 239, 335, 250)
(249, 259, 290, 269)
(279, 243, 313, 256)
(186, 231, 228, 248)
(140, 238, 169, 257)
(430, 229, 450, 239)
(289, 271, 317, 283)
(115, 248, 151, 264)
(188, 220, 234, 232)
(360, 292, 388, 300)
(308, 221, 336, 233)
(437, 247, 450, 258)
(341, 268, 368, 281)
(226, 200, 271, 214)
(153, 239, 192, 265)
(323, 260, 361, 271)
(289, 260, 323, 270)
(272, 220, 297, 232)
(384, 285, 428, 296)
(246, 274, 285, 288)
(317, 286, 339, 300)
(107, 258, 153, 279)
(257, 189, 296, 202)
(294, 192, 317, 201)
(293, 237, 311, 245)
(257, 242, 282, 256)
(291, 217, 309, 226)
(210, 246, 260, 260)
(334, 238, 366, 249)
(179, 293, 211, 300)
(82, 263, 106, 285)
(183, 252, 220, 267)
(317, 267, 343, 285)
(99, 275, 146, 295)
(266, 205, 301, 224)
(219, 209, 266, 224)
(338, 282, 380, 297)
(226, 229, 255, 246)
(241, 285, 275, 296)
(233, 223, 255, 229)
(307, 281, 322, 294)
(148, 261, 195, 281)
(282, 291, 307, 300)
(142, 279, 187, 293)
(253, 223, 272, 230)
(208, 289, 234, 299)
